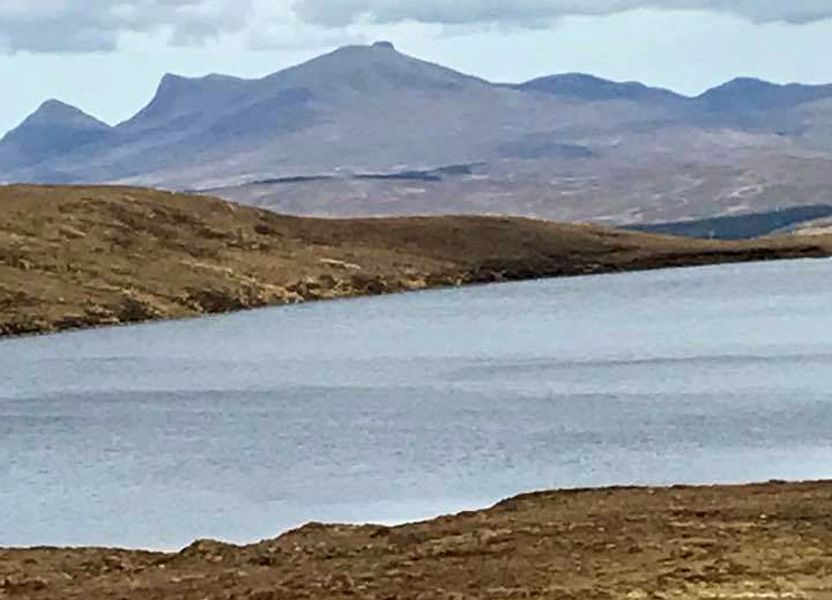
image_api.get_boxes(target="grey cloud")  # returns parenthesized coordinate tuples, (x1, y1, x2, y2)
(292, 0, 832, 27)
(2, 0, 830, 54)
(0, 0, 252, 53)
(1, 20, 118, 53)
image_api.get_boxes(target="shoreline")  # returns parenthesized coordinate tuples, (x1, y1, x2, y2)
(3, 253, 829, 344)
(3, 480, 831, 598)
(3, 185, 832, 340)
(2, 476, 816, 552)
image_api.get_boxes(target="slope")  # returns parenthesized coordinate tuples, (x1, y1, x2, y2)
(1, 185, 829, 337)
(2, 481, 832, 599)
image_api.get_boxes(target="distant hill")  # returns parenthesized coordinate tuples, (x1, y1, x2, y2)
(515, 73, 685, 105)
(2, 43, 832, 224)
(697, 77, 832, 113)
(627, 205, 832, 240)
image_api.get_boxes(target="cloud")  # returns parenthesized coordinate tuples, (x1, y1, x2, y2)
(0, 0, 253, 53)
(292, 0, 832, 27)
(2, 0, 831, 53)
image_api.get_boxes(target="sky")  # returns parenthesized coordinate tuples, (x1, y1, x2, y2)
(2, 0, 832, 135)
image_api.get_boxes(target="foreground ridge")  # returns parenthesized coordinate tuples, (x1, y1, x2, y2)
(2, 481, 832, 598)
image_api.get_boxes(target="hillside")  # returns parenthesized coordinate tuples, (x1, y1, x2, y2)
(628, 204, 832, 239)
(210, 153, 832, 226)
(2, 480, 832, 599)
(2, 43, 832, 227)
(1, 185, 830, 337)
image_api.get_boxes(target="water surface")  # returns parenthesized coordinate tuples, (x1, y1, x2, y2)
(1, 259, 831, 548)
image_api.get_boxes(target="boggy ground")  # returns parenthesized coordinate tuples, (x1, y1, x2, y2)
(2, 185, 831, 337)
(1, 481, 831, 599)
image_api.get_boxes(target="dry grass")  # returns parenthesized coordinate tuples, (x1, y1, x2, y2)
(2, 481, 832, 599)
(2, 184, 830, 337)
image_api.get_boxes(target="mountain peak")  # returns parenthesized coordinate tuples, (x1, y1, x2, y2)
(0, 99, 112, 170)
(159, 72, 244, 87)
(119, 71, 252, 131)
(37, 98, 76, 112)
(318, 41, 404, 62)
(703, 77, 776, 94)
(269, 40, 487, 93)
(156, 73, 221, 97)
(698, 77, 832, 111)
(518, 73, 682, 103)
(151, 73, 250, 105)
(24, 99, 110, 130)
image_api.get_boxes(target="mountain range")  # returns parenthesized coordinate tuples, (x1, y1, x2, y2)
(3, 41, 832, 225)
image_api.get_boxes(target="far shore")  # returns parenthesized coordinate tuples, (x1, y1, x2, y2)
(3, 184, 831, 339)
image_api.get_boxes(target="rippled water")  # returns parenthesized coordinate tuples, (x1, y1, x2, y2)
(2, 259, 831, 549)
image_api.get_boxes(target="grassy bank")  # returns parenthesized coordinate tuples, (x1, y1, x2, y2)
(2, 184, 830, 337)
(2, 481, 831, 598)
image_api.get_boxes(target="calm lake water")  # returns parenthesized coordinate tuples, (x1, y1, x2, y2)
(2, 259, 832, 549)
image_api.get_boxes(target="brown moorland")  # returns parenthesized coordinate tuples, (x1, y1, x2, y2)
(2, 481, 832, 599)
(1, 184, 830, 337)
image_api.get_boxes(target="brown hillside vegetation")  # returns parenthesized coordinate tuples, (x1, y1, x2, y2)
(2, 481, 832, 599)
(1, 184, 830, 337)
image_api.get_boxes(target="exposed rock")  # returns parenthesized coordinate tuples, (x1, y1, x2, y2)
(318, 258, 362, 271)
(117, 295, 162, 323)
